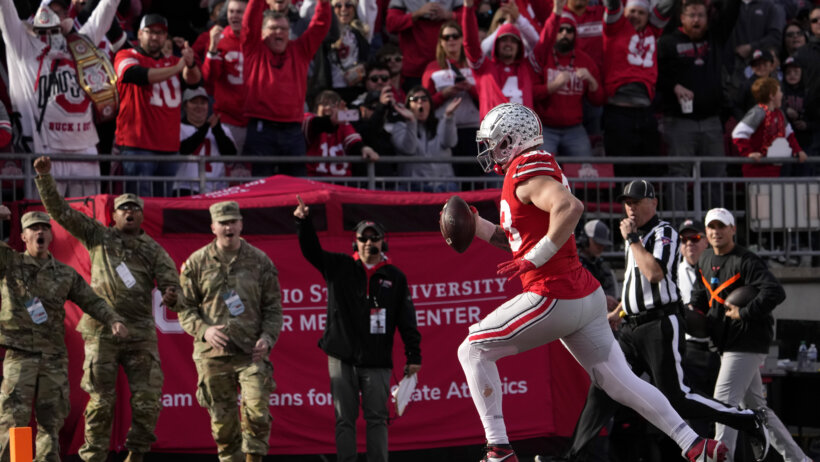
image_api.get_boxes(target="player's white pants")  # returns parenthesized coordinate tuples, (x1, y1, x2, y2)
(457, 287, 698, 451)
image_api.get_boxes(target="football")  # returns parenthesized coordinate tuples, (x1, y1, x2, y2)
(684, 307, 711, 338)
(440, 195, 475, 253)
(725, 285, 758, 308)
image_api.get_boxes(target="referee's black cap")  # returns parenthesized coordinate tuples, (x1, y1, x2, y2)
(617, 180, 656, 202)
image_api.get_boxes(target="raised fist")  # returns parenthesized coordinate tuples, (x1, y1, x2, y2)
(34, 156, 52, 175)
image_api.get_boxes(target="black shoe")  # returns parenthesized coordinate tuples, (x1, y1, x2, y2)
(748, 408, 771, 461)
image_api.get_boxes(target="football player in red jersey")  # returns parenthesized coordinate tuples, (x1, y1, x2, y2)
(457, 103, 728, 462)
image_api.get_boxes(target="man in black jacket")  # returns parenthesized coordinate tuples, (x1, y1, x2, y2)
(690, 207, 811, 462)
(293, 195, 421, 462)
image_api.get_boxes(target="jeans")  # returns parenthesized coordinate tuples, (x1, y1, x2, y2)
(121, 148, 179, 197)
(541, 124, 592, 157)
(662, 116, 726, 218)
(328, 356, 390, 462)
(243, 119, 306, 177)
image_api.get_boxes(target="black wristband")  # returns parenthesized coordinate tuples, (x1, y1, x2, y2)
(627, 233, 640, 244)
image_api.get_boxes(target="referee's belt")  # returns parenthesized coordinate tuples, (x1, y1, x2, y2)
(624, 303, 682, 327)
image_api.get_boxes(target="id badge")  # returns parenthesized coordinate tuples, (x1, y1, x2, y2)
(370, 308, 386, 334)
(26, 297, 48, 324)
(115, 262, 137, 288)
(223, 289, 245, 316)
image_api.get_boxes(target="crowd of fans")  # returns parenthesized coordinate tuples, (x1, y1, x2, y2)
(0, 0, 818, 198)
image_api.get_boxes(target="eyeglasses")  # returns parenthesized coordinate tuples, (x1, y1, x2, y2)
(37, 28, 61, 36)
(357, 235, 382, 243)
(117, 204, 143, 212)
(441, 33, 462, 41)
(408, 95, 430, 103)
(811, 17, 820, 23)
(334, 2, 355, 8)
(368, 74, 390, 83)
(681, 234, 703, 244)
(558, 26, 575, 33)
(382, 55, 403, 63)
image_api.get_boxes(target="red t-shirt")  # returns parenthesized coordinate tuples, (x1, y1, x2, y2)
(202, 26, 247, 127)
(303, 113, 362, 177)
(602, 11, 664, 100)
(501, 151, 599, 299)
(114, 49, 182, 152)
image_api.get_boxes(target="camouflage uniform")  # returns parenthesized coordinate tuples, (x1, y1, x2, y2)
(35, 174, 181, 461)
(0, 240, 122, 462)
(178, 231, 283, 462)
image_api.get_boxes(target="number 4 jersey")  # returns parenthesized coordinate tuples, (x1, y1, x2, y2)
(114, 49, 182, 152)
(500, 151, 599, 299)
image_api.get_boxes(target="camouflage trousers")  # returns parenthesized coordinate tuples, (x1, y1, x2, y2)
(78, 338, 163, 462)
(0, 350, 69, 462)
(194, 355, 275, 462)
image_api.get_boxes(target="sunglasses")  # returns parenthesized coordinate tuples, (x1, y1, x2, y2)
(382, 55, 403, 63)
(117, 204, 143, 212)
(441, 33, 462, 41)
(811, 17, 820, 23)
(368, 74, 390, 83)
(681, 234, 703, 244)
(558, 26, 575, 33)
(785, 31, 803, 37)
(408, 95, 430, 103)
(357, 235, 382, 243)
(37, 28, 61, 36)
(333, 2, 354, 8)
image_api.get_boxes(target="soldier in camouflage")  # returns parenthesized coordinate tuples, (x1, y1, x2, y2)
(33, 157, 181, 462)
(178, 201, 283, 462)
(0, 207, 128, 462)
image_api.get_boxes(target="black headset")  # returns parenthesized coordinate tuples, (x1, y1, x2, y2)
(352, 220, 388, 252)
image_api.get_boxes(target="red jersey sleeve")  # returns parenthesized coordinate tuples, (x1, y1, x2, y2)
(114, 49, 141, 79)
(509, 152, 564, 186)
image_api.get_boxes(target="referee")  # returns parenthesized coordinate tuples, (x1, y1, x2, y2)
(565, 180, 770, 462)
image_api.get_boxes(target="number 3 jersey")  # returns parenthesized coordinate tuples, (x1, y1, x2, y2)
(501, 151, 599, 299)
(114, 49, 182, 152)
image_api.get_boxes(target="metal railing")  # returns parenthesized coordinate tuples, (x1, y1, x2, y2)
(2, 153, 819, 264)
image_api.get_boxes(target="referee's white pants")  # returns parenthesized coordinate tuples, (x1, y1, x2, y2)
(714, 352, 810, 462)
(457, 287, 697, 451)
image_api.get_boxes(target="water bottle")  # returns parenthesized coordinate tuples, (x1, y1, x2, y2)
(797, 341, 808, 372)
(808, 343, 818, 372)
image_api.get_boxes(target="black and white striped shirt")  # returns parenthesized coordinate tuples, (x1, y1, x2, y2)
(621, 215, 681, 315)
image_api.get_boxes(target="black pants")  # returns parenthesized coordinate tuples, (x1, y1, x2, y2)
(603, 104, 659, 178)
(566, 312, 756, 460)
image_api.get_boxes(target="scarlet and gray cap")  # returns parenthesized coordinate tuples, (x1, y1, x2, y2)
(678, 219, 706, 235)
(583, 219, 612, 246)
(705, 208, 735, 227)
(354, 220, 385, 236)
(210, 201, 242, 222)
(114, 193, 144, 210)
(21, 211, 51, 229)
(617, 180, 656, 202)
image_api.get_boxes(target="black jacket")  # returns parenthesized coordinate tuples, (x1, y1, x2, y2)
(296, 216, 421, 368)
(794, 37, 820, 126)
(689, 245, 785, 354)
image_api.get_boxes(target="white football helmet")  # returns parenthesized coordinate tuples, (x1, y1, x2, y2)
(475, 103, 543, 173)
(33, 4, 61, 29)
(32, 4, 66, 51)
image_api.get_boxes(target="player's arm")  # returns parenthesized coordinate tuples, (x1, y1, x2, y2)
(517, 175, 584, 250)
(473, 208, 512, 252)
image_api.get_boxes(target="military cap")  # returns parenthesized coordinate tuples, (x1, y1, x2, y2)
(210, 201, 242, 222)
(114, 193, 144, 210)
(21, 211, 52, 229)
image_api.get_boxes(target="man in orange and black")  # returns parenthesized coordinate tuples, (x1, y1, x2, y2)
(689, 207, 811, 462)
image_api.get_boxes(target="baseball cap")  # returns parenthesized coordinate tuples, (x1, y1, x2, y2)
(21, 211, 51, 229)
(616, 180, 656, 202)
(783, 56, 800, 69)
(183, 87, 209, 103)
(704, 208, 735, 227)
(139, 14, 168, 31)
(354, 220, 385, 236)
(210, 201, 242, 222)
(583, 219, 612, 246)
(750, 49, 773, 64)
(678, 219, 705, 235)
(114, 193, 144, 210)
(209, 0, 226, 12)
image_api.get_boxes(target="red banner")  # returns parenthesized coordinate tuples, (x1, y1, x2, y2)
(7, 177, 590, 456)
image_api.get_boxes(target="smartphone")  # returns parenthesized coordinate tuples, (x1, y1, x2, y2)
(337, 109, 360, 122)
